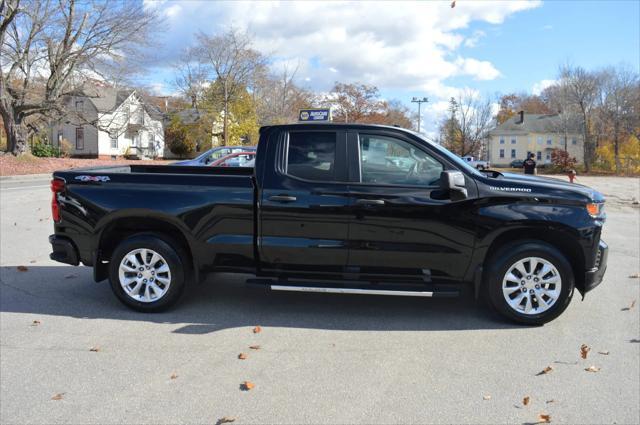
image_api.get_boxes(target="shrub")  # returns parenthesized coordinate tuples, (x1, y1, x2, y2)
(59, 138, 72, 157)
(550, 148, 577, 172)
(166, 115, 195, 158)
(31, 142, 59, 157)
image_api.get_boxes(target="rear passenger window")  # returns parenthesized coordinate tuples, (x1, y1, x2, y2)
(287, 132, 336, 181)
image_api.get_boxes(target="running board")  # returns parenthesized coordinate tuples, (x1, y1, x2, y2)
(270, 285, 434, 297)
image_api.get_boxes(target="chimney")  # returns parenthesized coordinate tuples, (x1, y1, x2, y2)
(517, 110, 524, 124)
(164, 97, 168, 113)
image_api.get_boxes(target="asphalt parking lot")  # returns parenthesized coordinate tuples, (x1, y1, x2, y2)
(1, 175, 639, 424)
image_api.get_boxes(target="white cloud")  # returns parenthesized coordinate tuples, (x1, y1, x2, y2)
(464, 30, 486, 48)
(531, 79, 557, 95)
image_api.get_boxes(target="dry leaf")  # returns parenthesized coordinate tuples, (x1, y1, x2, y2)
(29, 260, 36, 263)
(536, 366, 553, 376)
(450, 0, 456, 8)
(252, 326, 262, 334)
(238, 353, 247, 360)
(585, 365, 600, 372)
(622, 300, 636, 311)
(240, 381, 255, 391)
(170, 372, 178, 379)
(580, 344, 591, 359)
(482, 395, 491, 400)
(545, 399, 555, 404)
(51, 393, 65, 400)
(523, 396, 531, 406)
(31, 320, 41, 326)
(249, 345, 261, 350)
(631, 339, 640, 343)
(89, 346, 100, 352)
(538, 413, 551, 423)
(216, 417, 237, 425)
(598, 350, 610, 355)
(16, 265, 28, 272)
(629, 273, 640, 278)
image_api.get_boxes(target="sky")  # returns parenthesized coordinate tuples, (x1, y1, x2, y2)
(139, 0, 640, 135)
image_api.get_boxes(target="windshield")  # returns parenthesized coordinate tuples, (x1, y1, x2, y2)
(410, 131, 484, 177)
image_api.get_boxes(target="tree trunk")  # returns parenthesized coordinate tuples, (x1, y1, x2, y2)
(0, 106, 29, 156)
(613, 127, 621, 174)
(223, 80, 229, 146)
(581, 111, 592, 173)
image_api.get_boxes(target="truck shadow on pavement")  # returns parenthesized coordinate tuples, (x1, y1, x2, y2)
(0, 265, 523, 332)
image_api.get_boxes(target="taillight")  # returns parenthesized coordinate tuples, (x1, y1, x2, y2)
(51, 179, 65, 222)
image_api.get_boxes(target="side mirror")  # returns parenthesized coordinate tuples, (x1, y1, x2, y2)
(440, 170, 468, 200)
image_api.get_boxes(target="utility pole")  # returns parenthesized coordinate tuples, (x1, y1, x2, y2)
(411, 97, 428, 133)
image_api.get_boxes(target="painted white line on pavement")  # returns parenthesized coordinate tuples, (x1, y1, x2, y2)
(0, 185, 49, 191)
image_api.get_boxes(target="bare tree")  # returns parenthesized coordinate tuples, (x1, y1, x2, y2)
(173, 49, 209, 108)
(0, 0, 159, 155)
(195, 28, 267, 145)
(559, 65, 600, 171)
(440, 90, 493, 157)
(595, 66, 640, 172)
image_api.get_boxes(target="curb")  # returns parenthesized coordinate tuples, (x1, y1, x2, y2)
(0, 173, 51, 182)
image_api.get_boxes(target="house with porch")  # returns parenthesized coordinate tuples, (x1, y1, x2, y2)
(488, 112, 584, 167)
(49, 85, 166, 159)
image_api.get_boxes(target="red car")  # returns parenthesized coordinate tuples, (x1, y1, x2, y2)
(209, 151, 256, 167)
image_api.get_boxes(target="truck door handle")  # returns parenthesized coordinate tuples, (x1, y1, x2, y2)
(268, 195, 297, 203)
(356, 199, 385, 206)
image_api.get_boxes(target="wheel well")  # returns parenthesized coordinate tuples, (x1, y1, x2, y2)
(96, 217, 195, 281)
(484, 228, 586, 292)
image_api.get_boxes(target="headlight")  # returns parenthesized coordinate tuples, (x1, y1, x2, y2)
(586, 202, 604, 217)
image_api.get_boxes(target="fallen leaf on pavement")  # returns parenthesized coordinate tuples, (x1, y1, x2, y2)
(249, 345, 261, 350)
(580, 344, 591, 359)
(585, 365, 600, 372)
(545, 399, 555, 404)
(29, 260, 36, 263)
(629, 273, 640, 278)
(170, 372, 178, 379)
(238, 353, 247, 360)
(31, 320, 41, 326)
(240, 381, 254, 391)
(631, 339, 640, 343)
(16, 265, 28, 272)
(598, 350, 610, 355)
(482, 395, 491, 400)
(622, 300, 636, 311)
(523, 396, 530, 406)
(253, 326, 262, 334)
(536, 366, 553, 376)
(51, 393, 65, 400)
(216, 417, 237, 425)
(538, 413, 551, 423)
(89, 346, 100, 352)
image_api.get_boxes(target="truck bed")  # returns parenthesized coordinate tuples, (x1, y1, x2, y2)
(58, 164, 254, 176)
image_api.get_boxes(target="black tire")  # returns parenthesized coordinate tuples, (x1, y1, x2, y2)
(484, 240, 574, 325)
(108, 233, 188, 312)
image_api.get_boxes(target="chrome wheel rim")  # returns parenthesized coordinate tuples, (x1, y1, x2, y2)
(502, 257, 562, 315)
(118, 248, 171, 303)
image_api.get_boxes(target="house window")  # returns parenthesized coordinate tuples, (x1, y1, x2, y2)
(75, 100, 83, 111)
(57, 131, 63, 143)
(499, 137, 505, 144)
(110, 135, 118, 149)
(499, 149, 505, 158)
(546, 153, 551, 161)
(511, 149, 516, 158)
(537, 136, 543, 145)
(547, 138, 552, 145)
(536, 151, 542, 160)
(75, 127, 84, 150)
(511, 137, 517, 144)
(572, 138, 577, 145)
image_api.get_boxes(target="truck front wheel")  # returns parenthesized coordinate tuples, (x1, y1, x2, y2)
(108, 234, 187, 312)
(485, 241, 575, 325)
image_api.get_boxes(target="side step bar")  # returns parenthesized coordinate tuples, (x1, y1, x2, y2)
(270, 285, 434, 297)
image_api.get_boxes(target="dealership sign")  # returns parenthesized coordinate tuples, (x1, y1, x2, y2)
(298, 108, 332, 122)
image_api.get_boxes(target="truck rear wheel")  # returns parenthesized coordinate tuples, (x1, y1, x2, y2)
(485, 241, 574, 325)
(108, 234, 187, 312)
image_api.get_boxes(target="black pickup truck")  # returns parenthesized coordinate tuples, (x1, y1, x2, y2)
(49, 123, 608, 324)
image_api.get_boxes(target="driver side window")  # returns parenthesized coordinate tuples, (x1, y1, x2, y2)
(359, 134, 443, 186)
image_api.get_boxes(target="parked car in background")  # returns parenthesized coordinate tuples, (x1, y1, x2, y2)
(173, 146, 256, 166)
(461, 156, 490, 170)
(510, 159, 524, 168)
(210, 151, 256, 167)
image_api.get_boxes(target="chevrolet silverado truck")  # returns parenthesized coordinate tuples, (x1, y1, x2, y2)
(49, 123, 608, 325)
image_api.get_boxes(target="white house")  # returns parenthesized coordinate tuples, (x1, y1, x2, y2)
(49, 85, 166, 159)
